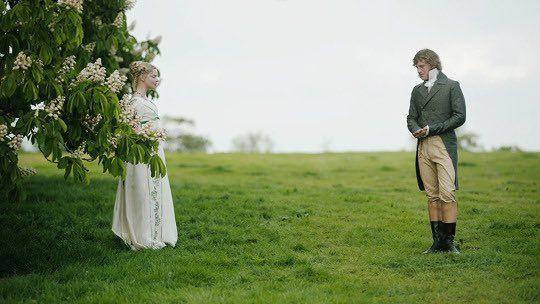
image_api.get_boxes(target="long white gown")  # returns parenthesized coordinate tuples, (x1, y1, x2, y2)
(112, 96, 178, 250)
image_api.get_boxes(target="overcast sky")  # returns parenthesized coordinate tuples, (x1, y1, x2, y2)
(126, 0, 540, 152)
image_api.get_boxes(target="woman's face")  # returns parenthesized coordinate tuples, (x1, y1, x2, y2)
(142, 68, 159, 89)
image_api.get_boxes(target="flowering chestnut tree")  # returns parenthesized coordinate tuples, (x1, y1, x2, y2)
(1, 0, 166, 202)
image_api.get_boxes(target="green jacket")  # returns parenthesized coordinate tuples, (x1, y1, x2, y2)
(407, 72, 466, 190)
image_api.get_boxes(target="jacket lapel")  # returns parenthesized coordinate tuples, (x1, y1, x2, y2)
(418, 84, 428, 98)
(421, 72, 448, 108)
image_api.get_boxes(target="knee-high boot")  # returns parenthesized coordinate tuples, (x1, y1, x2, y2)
(422, 221, 441, 254)
(440, 222, 460, 254)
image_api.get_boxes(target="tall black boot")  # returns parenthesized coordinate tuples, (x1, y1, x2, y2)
(422, 221, 441, 254)
(440, 222, 460, 254)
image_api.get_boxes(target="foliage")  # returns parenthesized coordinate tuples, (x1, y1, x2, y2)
(456, 129, 481, 151)
(231, 131, 274, 153)
(162, 115, 212, 153)
(494, 145, 522, 152)
(0, 0, 166, 202)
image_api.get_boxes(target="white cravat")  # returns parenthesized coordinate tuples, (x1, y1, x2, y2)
(424, 68, 439, 92)
(419, 68, 439, 137)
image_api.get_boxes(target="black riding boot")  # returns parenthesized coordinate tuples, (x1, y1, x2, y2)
(423, 221, 441, 254)
(440, 222, 460, 254)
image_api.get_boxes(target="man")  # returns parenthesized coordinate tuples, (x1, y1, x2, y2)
(407, 49, 466, 254)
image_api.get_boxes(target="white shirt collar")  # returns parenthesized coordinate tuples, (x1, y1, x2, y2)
(424, 68, 439, 89)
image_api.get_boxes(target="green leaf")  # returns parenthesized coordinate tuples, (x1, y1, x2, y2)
(52, 142, 62, 161)
(57, 119, 67, 132)
(39, 45, 53, 65)
(31, 64, 44, 83)
(67, 92, 80, 113)
(52, 82, 64, 96)
(71, 124, 81, 142)
(58, 157, 69, 169)
(42, 139, 53, 158)
(10, 166, 20, 181)
(31, 81, 39, 100)
(94, 91, 107, 111)
(109, 157, 119, 177)
(23, 80, 35, 101)
(149, 155, 161, 177)
(102, 159, 110, 173)
(123, 137, 130, 156)
(137, 145, 145, 162)
(117, 158, 126, 179)
(1, 73, 17, 97)
(157, 155, 167, 177)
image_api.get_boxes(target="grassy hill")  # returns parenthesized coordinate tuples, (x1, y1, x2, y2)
(1, 151, 539, 303)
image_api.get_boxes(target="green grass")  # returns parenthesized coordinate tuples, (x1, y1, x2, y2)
(1, 151, 539, 303)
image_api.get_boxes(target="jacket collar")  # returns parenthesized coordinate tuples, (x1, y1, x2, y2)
(420, 72, 448, 108)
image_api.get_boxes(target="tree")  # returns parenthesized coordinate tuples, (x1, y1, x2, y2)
(1, 0, 166, 202)
(161, 115, 212, 152)
(231, 131, 274, 153)
(493, 145, 522, 152)
(456, 129, 482, 151)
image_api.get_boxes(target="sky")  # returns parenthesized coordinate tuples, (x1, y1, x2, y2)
(126, 0, 540, 153)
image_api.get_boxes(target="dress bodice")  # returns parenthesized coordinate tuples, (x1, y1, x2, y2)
(132, 96, 160, 124)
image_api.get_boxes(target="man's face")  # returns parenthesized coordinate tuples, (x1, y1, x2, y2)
(415, 59, 432, 81)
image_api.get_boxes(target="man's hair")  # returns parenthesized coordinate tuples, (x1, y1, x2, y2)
(413, 49, 442, 70)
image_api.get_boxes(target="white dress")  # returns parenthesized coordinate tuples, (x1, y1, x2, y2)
(112, 96, 178, 250)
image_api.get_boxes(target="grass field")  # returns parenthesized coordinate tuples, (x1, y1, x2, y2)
(1, 151, 539, 303)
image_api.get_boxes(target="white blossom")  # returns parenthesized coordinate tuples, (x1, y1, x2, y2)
(48, 12, 59, 32)
(82, 42, 96, 52)
(58, 0, 83, 14)
(0, 124, 7, 141)
(13, 52, 32, 70)
(146, 53, 156, 62)
(93, 17, 102, 27)
(56, 55, 77, 83)
(124, 0, 136, 11)
(128, 20, 136, 31)
(105, 70, 127, 93)
(139, 121, 167, 141)
(107, 133, 121, 149)
(118, 95, 138, 126)
(31, 102, 45, 117)
(8, 134, 24, 152)
(75, 58, 106, 84)
(20, 166, 38, 177)
(118, 95, 167, 142)
(109, 45, 117, 56)
(83, 113, 102, 130)
(45, 96, 65, 120)
(113, 12, 124, 28)
(71, 141, 86, 159)
(62, 55, 76, 71)
(151, 35, 162, 45)
(140, 41, 149, 51)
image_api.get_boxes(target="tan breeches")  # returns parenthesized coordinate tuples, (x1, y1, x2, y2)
(418, 135, 456, 204)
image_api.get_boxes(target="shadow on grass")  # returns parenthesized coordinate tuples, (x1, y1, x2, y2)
(0, 175, 126, 278)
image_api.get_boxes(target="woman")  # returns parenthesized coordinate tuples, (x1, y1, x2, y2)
(112, 61, 178, 250)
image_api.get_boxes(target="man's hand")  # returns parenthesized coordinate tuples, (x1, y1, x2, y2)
(413, 127, 428, 138)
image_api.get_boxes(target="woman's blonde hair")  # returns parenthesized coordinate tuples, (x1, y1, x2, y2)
(129, 61, 157, 89)
(413, 49, 442, 70)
